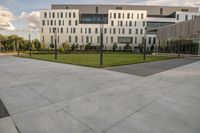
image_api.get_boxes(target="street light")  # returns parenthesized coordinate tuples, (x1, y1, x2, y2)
(29, 34, 31, 57)
(143, 28, 147, 61)
(100, 16, 104, 66)
(54, 28, 58, 60)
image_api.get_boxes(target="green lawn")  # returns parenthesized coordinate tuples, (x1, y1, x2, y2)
(20, 53, 177, 67)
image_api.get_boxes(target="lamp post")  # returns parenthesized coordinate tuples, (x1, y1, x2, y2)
(54, 28, 57, 60)
(143, 28, 147, 61)
(100, 16, 104, 66)
(29, 34, 31, 57)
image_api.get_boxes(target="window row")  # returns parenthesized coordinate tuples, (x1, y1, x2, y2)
(110, 12, 144, 19)
(111, 20, 146, 27)
(44, 12, 76, 19)
(42, 20, 78, 26)
(43, 27, 145, 35)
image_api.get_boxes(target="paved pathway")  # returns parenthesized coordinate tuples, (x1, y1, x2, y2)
(105, 58, 199, 76)
(0, 56, 200, 133)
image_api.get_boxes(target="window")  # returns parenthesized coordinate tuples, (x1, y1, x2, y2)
(120, 21, 123, 26)
(141, 13, 144, 19)
(135, 37, 137, 44)
(57, 12, 59, 18)
(69, 13, 71, 18)
(66, 28, 68, 33)
(65, 12, 67, 18)
(81, 36, 84, 43)
(85, 28, 87, 33)
(59, 20, 61, 26)
(61, 28, 63, 33)
(132, 13, 133, 19)
(58, 36, 60, 43)
(137, 14, 139, 19)
(49, 12, 51, 18)
(122, 28, 125, 34)
(181, 9, 189, 12)
(75, 36, 78, 43)
(69, 20, 71, 26)
(113, 28, 116, 34)
(129, 29, 132, 34)
(80, 28, 82, 33)
(129, 21, 132, 26)
(111, 21, 114, 26)
(111, 36, 113, 43)
(42, 20, 45, 26)
(44, 12, 47, 18)
(104, 28, 107, 34)
(114, 13, 116, 18)
(123, 13, 124, 19)
(118, 13, 121, 19)
(110, 13, 112, 18)
(143, 21, 146, 27)
(88, 28, 91, 33)
(47, 20, 49, 26)
(127, 13, 130, 19)
(96, 7, 98, 14)
(118, 28, 121, 34)
(140, 29, 143, 34)
(177, 14, 179, 20)
(73, 28, 76, 33)
(135, 29, 138, 34)
(148, 37, 152, 44)
(51, 20, 53, 25)
(69, 36, 71, 43)
(54, 20, 56, 25)
(63, 20, 64, 25)
(160, 8, 163, 15)
(75, 20, 78, 26)
(97, 36, 100, 44)
(49, 28, 51, 33)
(95, 28, 98, 34)
(185, 15, 188, 20)
(135, 21, 137, 27)
(116, 7, 122, 10)
(73, 12, 76, 18)
(41, 28, 43, 33)
(153, 37, 156, 44)
(51, 36, 53, 43)
(61, 12, 63, 18)
(53, 12, 55, 18)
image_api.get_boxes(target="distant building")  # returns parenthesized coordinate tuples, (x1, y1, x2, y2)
(156, 16, 200, 55)
(40, 4, 200, 51)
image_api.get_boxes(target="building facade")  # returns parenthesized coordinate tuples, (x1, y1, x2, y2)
(40, 5, 200, 51)
(156, 16, 200, 55)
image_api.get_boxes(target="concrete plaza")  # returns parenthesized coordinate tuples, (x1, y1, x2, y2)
(0, 56, 200, 133)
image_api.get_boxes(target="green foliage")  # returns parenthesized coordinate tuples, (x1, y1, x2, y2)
(59, 47, 65, 53)
(84, 43, 92, 51)
(62, 42, 70, 50)
(124, 43, 131, 51)
(113, 42, 118, 51)
(50, 43, 54, 49)
(33, 39, 41, 50)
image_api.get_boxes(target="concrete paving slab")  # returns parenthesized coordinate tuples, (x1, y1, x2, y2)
(12, 105, 95, 133)
(56, 84, 155, 133)
(0, 84, 50, 115)
(0, 117, 18, 133)
(106, 89, 200, 133)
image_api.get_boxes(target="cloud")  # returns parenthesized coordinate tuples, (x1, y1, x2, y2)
(19, 11, 40, 30)
(0, 6, 16, 31)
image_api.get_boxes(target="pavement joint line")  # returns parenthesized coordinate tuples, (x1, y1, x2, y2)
(10, 116, 21, 133)
(103, 86, 177, 133)
(54, 104, 98, 133)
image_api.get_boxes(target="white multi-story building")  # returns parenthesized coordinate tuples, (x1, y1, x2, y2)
(40, 5, 200, 51)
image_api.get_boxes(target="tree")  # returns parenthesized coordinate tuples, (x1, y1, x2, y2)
(84, 43, 92, 51)
(113, 42, 118, 51)
(124, 43, 131, 51)
(62, 42, 70, 50)
(33, 39, 41, 50)
(71, 43, 76, 51)
(50, 43, 54, 49)
(40, 43, 46, 50)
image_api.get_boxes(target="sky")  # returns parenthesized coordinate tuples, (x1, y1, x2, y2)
(0, 0, 200, 40)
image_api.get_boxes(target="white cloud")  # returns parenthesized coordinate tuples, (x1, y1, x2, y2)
(19, 11, 40, 30)
(0, 6, 16, 31)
